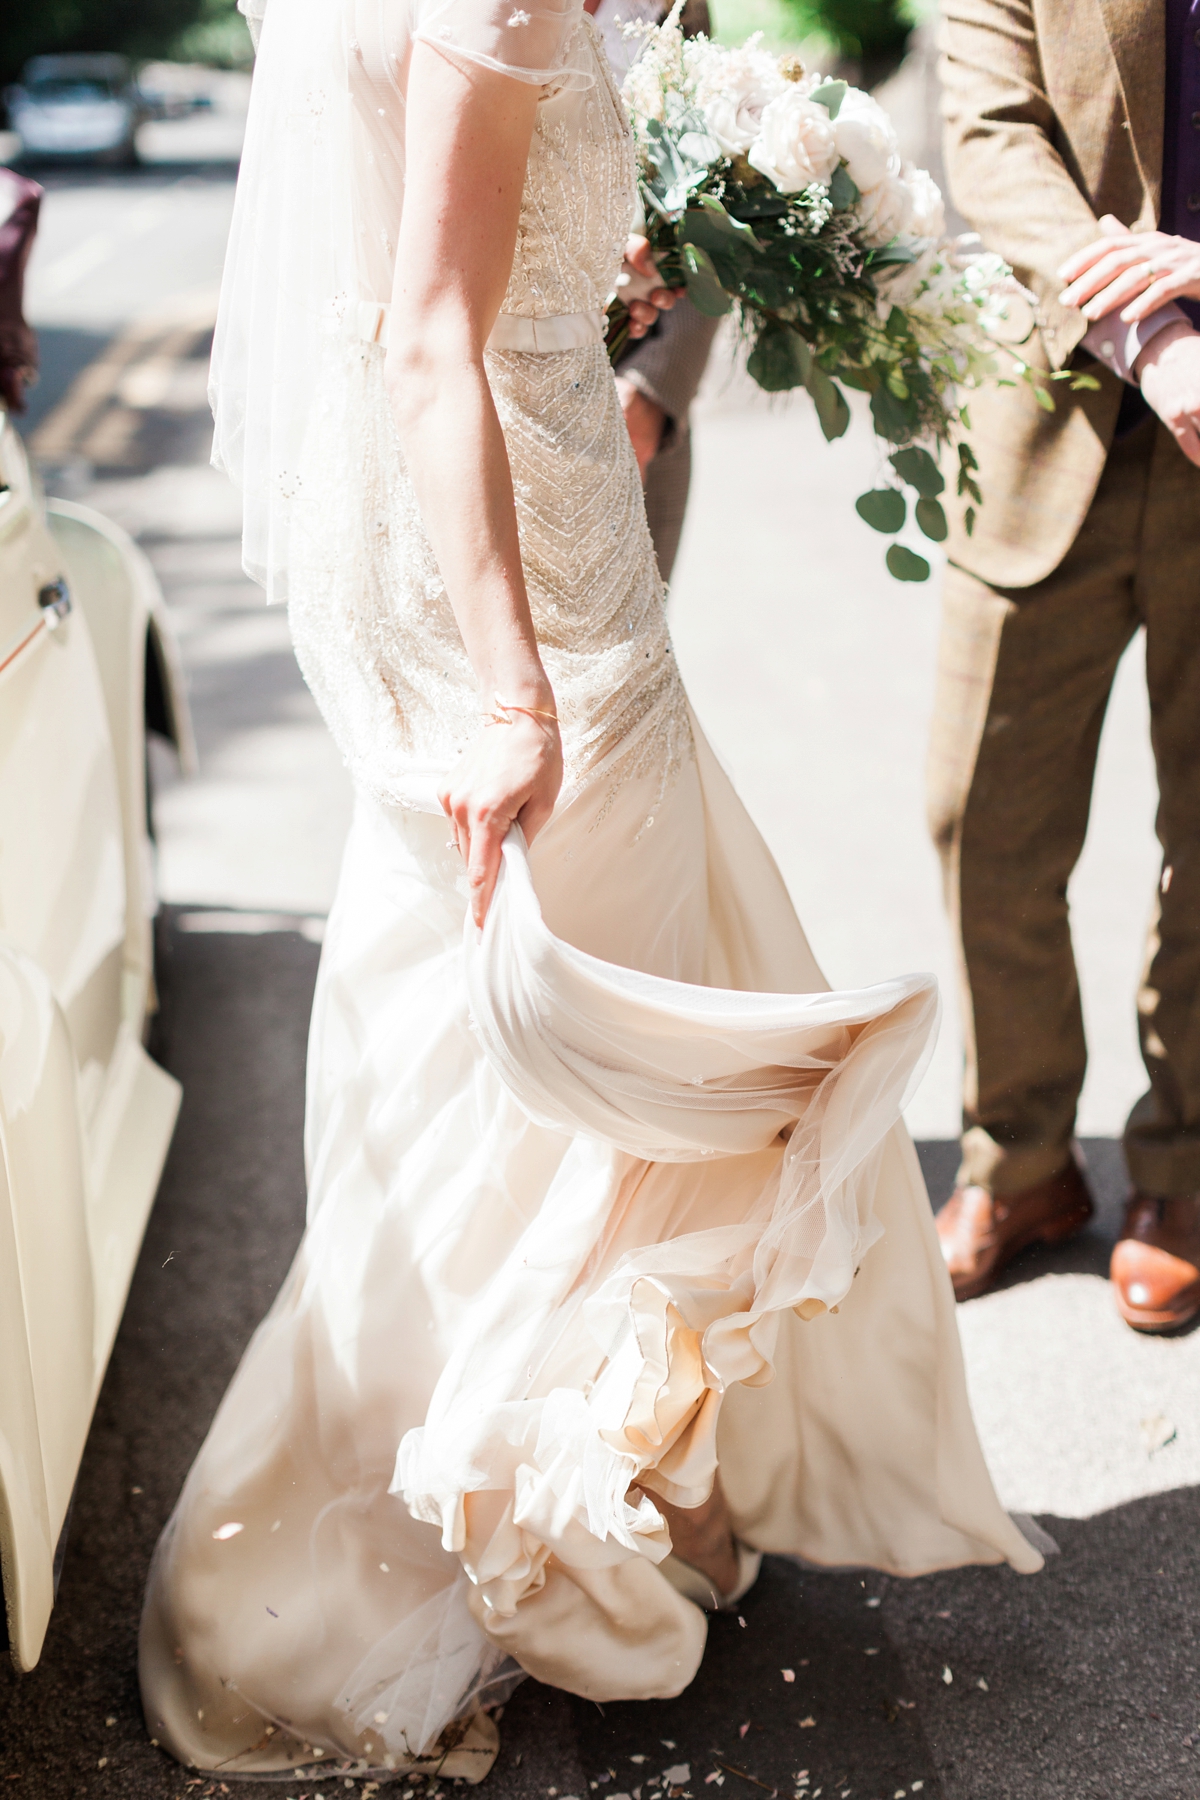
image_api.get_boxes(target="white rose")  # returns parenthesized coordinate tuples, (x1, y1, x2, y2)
(855, 170, 914, 246)
(748, 88, 838, 193)
(832, 88, 899, 195)
(696, 46, 784, 156)
(904, 164, 945, 241)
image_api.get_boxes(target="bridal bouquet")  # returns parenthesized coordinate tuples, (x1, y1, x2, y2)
(611, 11, 1098, 580)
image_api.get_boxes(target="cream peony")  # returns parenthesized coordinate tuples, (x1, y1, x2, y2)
(904, 164, 945, 241)
(747, 88, 838, 193)
(696, 45, 785, 156)
(855, 170, 914, 246)
(832, 89, 899, 194)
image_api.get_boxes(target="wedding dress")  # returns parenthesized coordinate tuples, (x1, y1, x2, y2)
(139, 0, 1040, 1778)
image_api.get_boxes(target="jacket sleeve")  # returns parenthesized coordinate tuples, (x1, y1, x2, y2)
(613, 297, 720, 445)
(939, 0, 1101, 370)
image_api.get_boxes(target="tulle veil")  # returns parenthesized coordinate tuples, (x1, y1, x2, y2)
(212, 0, 594, 602)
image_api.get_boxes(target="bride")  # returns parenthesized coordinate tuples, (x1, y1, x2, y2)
(140, 0, 1040, 1777)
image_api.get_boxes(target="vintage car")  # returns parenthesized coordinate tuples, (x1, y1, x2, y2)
(0, 169, 192, 1671)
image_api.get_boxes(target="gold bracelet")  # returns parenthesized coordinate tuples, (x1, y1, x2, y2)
(483, 696, 559, 727)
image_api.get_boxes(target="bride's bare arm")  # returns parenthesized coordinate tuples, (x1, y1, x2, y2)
(387, 41, 561, 925)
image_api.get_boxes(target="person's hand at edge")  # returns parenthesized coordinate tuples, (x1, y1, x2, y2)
(1135, 319, 1200, 466)
(1058, 214, 1200, 323)
(620, 235, 681, 339)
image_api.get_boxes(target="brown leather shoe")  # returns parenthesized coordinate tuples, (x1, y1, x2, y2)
(935, 1159, 1094, 1301)
(1111, 1192, 1200, 1333)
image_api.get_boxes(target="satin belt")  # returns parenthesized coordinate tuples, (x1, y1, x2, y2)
(353, 299, 607, 353)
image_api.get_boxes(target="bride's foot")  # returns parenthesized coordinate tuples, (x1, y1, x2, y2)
(639, 1474, 740, 1597)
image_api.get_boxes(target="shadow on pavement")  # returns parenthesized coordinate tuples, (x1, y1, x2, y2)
(1, 922, 1196, 1799)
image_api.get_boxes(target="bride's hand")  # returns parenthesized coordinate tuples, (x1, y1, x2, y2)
(440, 706, 563, 926)
(1058, 214, 1200, 323)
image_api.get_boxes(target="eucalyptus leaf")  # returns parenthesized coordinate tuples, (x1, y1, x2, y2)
(886, 544, 931, 582)
(915, 497, 948, 542)
(681, 242, 733, 317)
(807, 362, 851, 441)
(964, 504, 977, 537)
(870, 382, 916, 441)
(687, 196, 765, 249)
(808, 78, 847, 118)
(677, 130, 722, 165)
(889, 445, 945, 497)
(855, 488, 906, 534)
(747, 325, 811, 392)
(828, 163, 859, 209)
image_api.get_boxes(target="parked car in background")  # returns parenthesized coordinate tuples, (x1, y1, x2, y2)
(0, 167, 192, 1671)
(5, 54, 145, 165)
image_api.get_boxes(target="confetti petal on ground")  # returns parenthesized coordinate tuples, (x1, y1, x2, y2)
(782, 1669, 795, 1682)
(942, 1666, 953, 1685)
(738, 1724, 751, 1739)
(1141, 1413, 1176, 1455)
(799, 1717, 817, 1729)
(662, 1767, 690, 1786)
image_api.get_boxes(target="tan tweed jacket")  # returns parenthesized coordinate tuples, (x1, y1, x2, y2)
(940, 0, 1165, 586)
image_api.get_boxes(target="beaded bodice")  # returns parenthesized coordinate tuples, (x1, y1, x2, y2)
(287, 15, 691, 824)
(500, 17, 636, 318)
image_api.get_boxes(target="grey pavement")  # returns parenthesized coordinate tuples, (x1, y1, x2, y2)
(2, 72, 1199, 1797)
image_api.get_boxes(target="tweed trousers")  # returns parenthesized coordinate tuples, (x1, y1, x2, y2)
(928, 417, 1200, 1198)
(615, 295, 720, 584)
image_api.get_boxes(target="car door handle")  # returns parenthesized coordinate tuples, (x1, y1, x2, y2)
(38, 578, 72, 628)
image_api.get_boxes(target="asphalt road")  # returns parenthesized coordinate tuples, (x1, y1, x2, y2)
(3, 92, 1199, 1798)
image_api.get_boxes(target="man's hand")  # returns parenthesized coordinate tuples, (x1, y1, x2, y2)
(1059, 214, 1200, 324)
(616, 376, 667, 480)
(1134, 320, 1200, 465)
(619, 235, 680, 339)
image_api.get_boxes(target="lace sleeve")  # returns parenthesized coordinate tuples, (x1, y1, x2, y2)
(412, 0, 593, 89)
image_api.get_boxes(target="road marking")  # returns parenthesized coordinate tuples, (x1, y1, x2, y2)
(32, 186, 183, 299)
(30, 288, 219, 469)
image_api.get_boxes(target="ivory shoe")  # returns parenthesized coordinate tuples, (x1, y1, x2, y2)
(1111, 1192, 1200, 1333)
(660, 1540, 762, 1612)
(935, 1158, 1094, 1301)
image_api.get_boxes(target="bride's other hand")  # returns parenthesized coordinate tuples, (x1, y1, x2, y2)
(1058, 214, 1200, 323)
(388, 44, 564, 922)
(440, 707, 563, 927)
(620, 234, 680, 339)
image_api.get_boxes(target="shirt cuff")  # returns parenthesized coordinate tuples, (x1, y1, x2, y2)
(1082, 304, 1187, 384)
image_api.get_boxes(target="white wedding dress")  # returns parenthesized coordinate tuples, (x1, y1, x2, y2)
(139, 0, 1039, 1778)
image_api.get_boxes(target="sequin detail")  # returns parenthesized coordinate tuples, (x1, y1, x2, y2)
(287, 19, 691, 823)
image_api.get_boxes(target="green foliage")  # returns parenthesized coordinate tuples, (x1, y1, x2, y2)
(856, 488, 906, 533)
(885, 544, 932, 582)
(746, 323, 811, 390)
(0, 0, 249, 86)
(915, 496, 948, 541)
(815, 0, 911, 58)
(888, 445, 943, 497)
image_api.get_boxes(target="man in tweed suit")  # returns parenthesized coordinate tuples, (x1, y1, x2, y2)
(931, 0, 1200, 1330)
